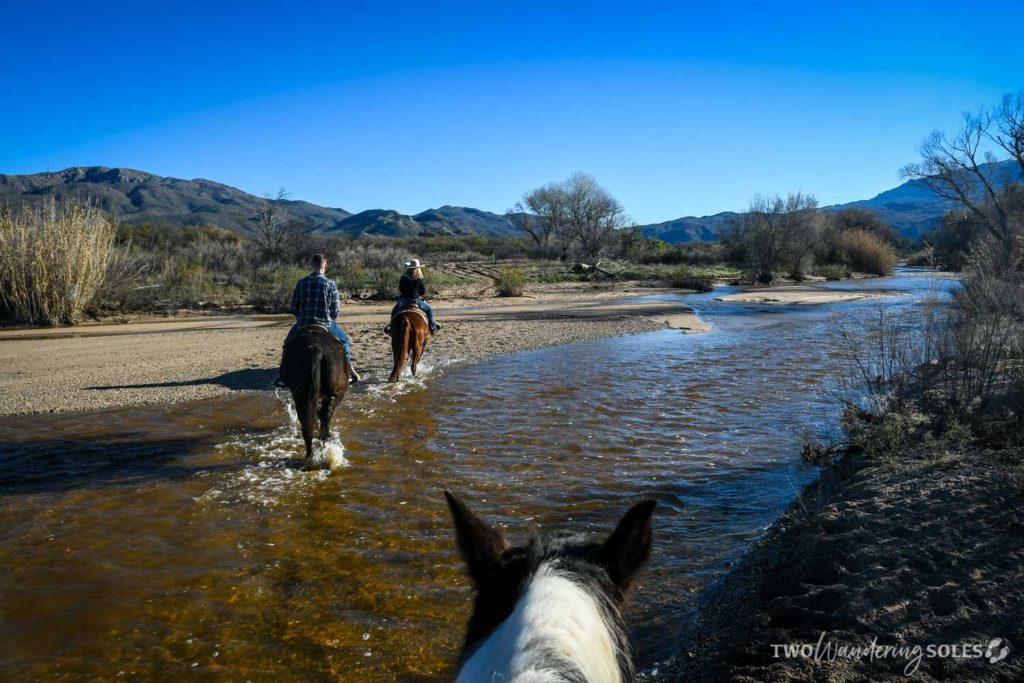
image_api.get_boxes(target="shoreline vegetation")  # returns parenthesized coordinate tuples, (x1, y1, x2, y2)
(664, 90, 1024, 682)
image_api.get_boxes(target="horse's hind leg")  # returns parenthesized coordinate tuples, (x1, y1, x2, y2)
(410, 346, 419, 376)
(293, 389, 315, 464)
(411, 334, 426, 376)
(318, 394, 337, 441)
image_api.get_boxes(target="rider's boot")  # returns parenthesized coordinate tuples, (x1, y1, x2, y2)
(431, 322, 442, 334)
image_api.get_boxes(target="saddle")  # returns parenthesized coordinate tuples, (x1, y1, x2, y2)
(391, 304, 428, 324)
(299, 323, 330, 335)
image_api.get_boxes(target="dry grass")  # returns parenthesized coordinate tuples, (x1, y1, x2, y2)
(0, 199, 115, 324)
(496, 266, 526, 296)
(838, 229, 897, 275)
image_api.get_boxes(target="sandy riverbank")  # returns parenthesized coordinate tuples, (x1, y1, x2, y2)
(666, 446, 1024, 682)
(715, 283, 893, 305)
(0, 283, 709, 416)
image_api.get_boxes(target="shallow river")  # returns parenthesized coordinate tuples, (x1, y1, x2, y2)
(0, 271, 955, 681)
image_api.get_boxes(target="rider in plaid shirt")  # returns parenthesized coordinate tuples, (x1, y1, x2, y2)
(274, 253, 360, 386)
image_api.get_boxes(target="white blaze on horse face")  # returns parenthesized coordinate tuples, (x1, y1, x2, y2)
(457, 565, 622, 683)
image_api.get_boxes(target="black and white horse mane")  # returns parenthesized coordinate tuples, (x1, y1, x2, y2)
(445, 491, 656, 683)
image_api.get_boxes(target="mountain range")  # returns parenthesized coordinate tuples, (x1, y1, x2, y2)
(0, 167, 522, 239)
(641, 159, 1022, 243)
(1, 162, 1020, 243)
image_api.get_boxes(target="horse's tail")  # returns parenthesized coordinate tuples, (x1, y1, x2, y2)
(388, 316, 411, 383)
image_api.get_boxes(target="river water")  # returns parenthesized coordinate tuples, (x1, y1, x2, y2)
(0, 271, 956, 681)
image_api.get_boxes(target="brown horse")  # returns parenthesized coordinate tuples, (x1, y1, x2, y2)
(280, 326, 350, 465)
(387, 305, 430, 383)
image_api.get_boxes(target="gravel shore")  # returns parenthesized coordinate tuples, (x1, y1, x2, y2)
(0, 285, 708, 416)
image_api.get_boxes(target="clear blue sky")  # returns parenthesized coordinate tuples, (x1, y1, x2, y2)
(2, 1, 1022, 224)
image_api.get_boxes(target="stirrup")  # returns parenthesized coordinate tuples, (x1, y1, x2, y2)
(350, 367, 361, 384)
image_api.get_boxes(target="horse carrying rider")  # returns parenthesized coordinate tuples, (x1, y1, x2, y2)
(274, 253, 361, 387)
(385, 259, 441, 335)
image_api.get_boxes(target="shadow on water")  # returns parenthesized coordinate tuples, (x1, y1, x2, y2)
(0, 433, 247, 496)
(0, 394, 290, 496)
(84, 367, 277, 392)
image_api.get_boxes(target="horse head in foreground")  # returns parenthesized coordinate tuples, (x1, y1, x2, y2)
(280, 326, 350, 465)
(444, 491, 656, 683)
(387, 304, 430, 383)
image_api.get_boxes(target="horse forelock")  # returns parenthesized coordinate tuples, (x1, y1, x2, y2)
(459, 535, 634, 683)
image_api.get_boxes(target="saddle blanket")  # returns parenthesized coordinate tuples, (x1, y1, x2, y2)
(391, 306, 429, 324)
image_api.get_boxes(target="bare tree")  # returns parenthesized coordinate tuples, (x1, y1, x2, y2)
(900, 94, 1024, 258)
(252, 188, 307, 262)
(508, 183, 565, 251)
(995, 91, 1024, 174)
(722, 192, 821, 283)
(512, 173, 629, 261)
(561, 173, 630, 261)
(830, 207, 900, 244)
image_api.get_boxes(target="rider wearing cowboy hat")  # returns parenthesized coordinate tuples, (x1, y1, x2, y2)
(385, 258, 441, 335)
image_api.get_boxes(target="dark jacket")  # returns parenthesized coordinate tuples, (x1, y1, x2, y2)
(399, 274, 426, 299)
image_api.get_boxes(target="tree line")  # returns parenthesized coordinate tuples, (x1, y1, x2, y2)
(508, 177, 901, 281)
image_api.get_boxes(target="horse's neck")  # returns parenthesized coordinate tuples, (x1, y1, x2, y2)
(457, 565, 624, 683)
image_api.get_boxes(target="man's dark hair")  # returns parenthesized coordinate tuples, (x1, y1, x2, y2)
(311, 253, 326, 269)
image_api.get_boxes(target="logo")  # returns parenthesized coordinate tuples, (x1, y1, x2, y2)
(987, 638, 1009, 664)
(770, 633, 1010, 676)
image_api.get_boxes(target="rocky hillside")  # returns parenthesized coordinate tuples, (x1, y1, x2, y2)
(0, 167, 521, 238)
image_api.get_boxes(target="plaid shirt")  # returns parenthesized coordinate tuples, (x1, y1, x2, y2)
(290, 271, 341, 328)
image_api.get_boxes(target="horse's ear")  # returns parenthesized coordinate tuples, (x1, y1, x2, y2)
(444, 490, 510, 586)
(598, 499, 656, 591)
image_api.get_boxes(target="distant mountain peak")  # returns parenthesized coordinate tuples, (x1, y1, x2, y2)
(641, 159, 1022, 243)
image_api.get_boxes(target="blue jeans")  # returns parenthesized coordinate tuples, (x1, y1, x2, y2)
(392, 298, 436, 330)
(286, 321, 354, 365)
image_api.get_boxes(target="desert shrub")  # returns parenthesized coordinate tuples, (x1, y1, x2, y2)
(0, 199, 115, 324)
(640, 240, 727, 266)
(904, 249, 934, 268)
(838, 229, 896, 275)
(817, 263, 848, 281)
(830, 207, 903, 246)
(922, 212, 984, 271)
(182, 237, 247, 282)
(95, 245, 159, 311)
(496, 266, 526, 297)
(668, 265, 713, 292)
(164, 260, 216, 308)
(248, 264, 307, 312)
(370, 267, 402, 299)
(334, 262, 368, 298)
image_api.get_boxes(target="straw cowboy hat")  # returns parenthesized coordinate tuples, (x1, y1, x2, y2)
(405, 259, 425, 268)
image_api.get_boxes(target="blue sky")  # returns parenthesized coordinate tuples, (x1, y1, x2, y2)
(2, 1, 1022, 224)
